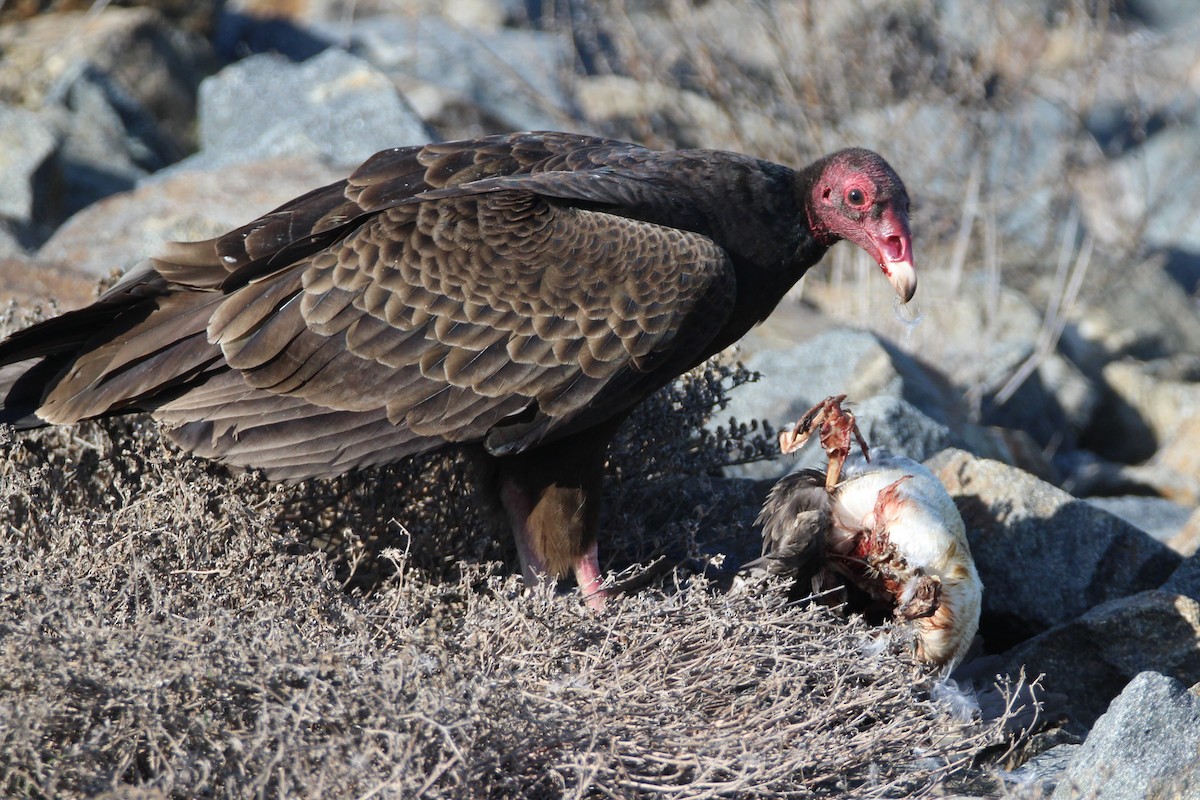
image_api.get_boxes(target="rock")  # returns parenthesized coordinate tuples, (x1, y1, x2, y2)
(1169, 507, 1200, 556)
(1061, 257, 1200, 376)
(1004, 593, 1200, 737)
(852, 395, 960, 464)
(979, 96, 1080, 255)
(718, 327, 978, 479)
(930, 450, 1182, 649)
(1051, 671, 1200, 798)
(1151, 414, 1200, 504)
(169, 49, 432, 176)
(212, 2, 334, 62)
(748, 327, 969, 432)
(1004, 743, 1081, 797)
(730, 296, 838, 362)
(0, 255, 98, 310)
(1121, 0, 1200, 29)
(335, 15, 574, 133)
(50, 68, 182, 224)
(0, 8, 211, 147)
(0, 1, 222, 32)
(1085, 495, 1194, 545)
(575, 75, 780, 152)
(1089, 356, 1200, 467)
(0, 105, 57, 242)
(1077, 125, 1200, 264)
(1163, 554, 1200, 602)
(39, 156, 345, 276)
(979, 426, 1061, 485)
(805, 269, 1099, 452)
(0, 225, 23, 260)
(976, 342, 1095, 453)
(0, 7, 215, 234)
(1057, 447, 1200, 506)
(1100, 359, 1200, 445)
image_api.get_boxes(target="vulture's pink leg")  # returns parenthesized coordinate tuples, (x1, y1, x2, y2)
(500, 474, 607, 610)
(573, 542, 607, 611)
(496, 420, 618, 609)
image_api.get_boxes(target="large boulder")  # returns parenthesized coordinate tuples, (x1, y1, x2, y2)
(0, 105, 57, 251)
(1051, 671, 1200, 798)
(39, 156, 345, 276)
(1001, 591, 1200, 734)
(0, 7, 214, 243)
(930, 450, 1182, 649)
(168, 48, 432, 176)
(804, 269, 1100, 453)
(335, 15, 575, 133)
(719, 327, 983, 478)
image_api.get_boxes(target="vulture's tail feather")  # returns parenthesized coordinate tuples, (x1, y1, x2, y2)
(0, 270, 223, 428)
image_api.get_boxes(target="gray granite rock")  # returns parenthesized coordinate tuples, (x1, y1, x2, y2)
(0, 7, 211, 151)
(930, 450, 1182, 648)
(803, 269, 1100, 454)
(0, 7, 214, 239)
(1003, 743, 1081, 797)
(1102, 359, 1200, 444)
(0, 225, 23, 260)
(1063, 257, 1200, 388)
(0, 105, 57, 240)
(729, 327, 969, 428)
(852, 395, 961, 464)
(1078, 125, 1200, 262)
(1163, 553, 1200, 602)
(1051, 671, 1200, 798)
(1085, 495, 1194, 545)
(718, 328, 973, 479)
(1122, 0, 1200, 28)
(1169, 508, 1200, 557)
(39, 156, 345, 276)
(51, 66, 183, 219)
(336, 15, 575, 132)
(1003, 593, 1200, 736)
(170, 49, 432, 176)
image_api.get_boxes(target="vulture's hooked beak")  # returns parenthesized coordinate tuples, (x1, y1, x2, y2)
(870, 208, 916, 303)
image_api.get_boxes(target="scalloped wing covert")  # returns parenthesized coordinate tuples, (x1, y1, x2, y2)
(3, 133, 749, 478)
(203, 190, 734, 457)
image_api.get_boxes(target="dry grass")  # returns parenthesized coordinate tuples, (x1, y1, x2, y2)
(0, 426, 1015, 797)
(0, 303, 1030, 798)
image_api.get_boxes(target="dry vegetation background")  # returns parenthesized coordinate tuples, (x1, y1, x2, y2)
(0, 313, 1025, 798)
(1, 0, 1193, 797)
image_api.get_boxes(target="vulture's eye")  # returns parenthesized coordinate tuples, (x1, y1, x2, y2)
(846, 188, 866, 206)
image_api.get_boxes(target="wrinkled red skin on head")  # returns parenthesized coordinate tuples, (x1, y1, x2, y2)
(806, 149, 915, 301)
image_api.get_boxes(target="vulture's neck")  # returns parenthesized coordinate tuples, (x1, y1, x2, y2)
(702, 157, 830, 331)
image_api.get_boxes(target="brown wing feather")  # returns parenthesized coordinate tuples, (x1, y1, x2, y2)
(208, 189, 734, 455)
(1, 131, 742, 477)
(158, 374, 443, 479)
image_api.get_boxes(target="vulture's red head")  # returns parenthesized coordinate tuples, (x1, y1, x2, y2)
(806, 149, 916, 303)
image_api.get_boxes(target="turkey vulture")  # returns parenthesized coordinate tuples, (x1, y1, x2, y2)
(0, 131, 915, 608)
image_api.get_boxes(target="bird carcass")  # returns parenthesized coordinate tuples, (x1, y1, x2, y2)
(752, 397, 981, 668)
